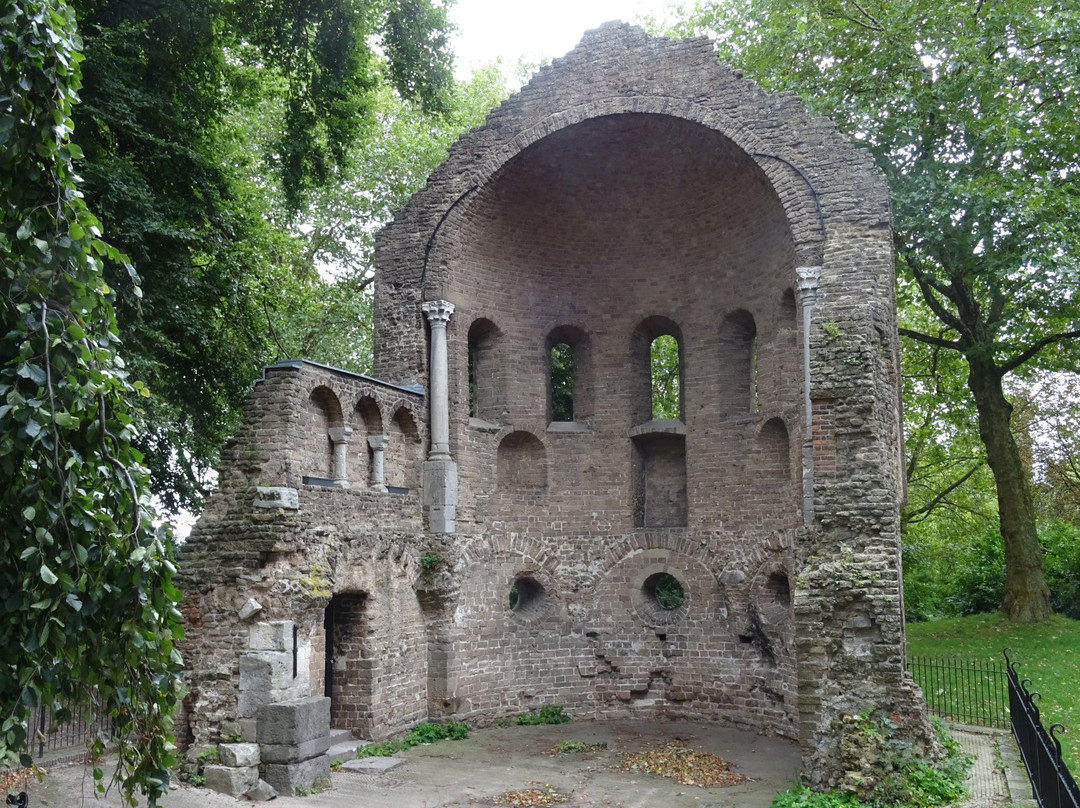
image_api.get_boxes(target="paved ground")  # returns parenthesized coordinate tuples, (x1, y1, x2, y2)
(13, 720, 1032, 808)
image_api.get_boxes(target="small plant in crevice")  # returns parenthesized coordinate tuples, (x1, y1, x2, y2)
(187, 746, 218, 786)
(421, 551, 442, 571)
(516, 705, 571, 726)
(358, 719, 469, 758)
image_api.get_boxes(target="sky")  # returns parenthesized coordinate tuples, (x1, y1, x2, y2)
(448, 0, 680, 80)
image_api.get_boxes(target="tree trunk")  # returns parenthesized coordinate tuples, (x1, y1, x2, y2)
(966, 355, 1052, 622)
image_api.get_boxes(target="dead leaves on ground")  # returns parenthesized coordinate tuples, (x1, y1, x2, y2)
(493, 785, 569, 805)
(617, 740, 748, 788)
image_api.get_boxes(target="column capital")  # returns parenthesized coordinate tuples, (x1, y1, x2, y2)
(422, 299, 455, 326)
(367, 434, 389, 451)
(327, 426, 353, 444)
(795, 266, 823, 305)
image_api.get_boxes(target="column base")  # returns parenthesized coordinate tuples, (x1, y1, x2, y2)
(423, 458, 458, 534)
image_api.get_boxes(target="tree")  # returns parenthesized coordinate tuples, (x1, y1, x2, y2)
(68, 0, 455, 512)
(1, 1, 182, 802)
(665, 0, 1080, 622)
(247, 65, 512, 375)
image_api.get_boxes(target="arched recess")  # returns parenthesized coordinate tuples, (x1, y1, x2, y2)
(305, 386, 344, 482)
(630, 316, 685, 426)
(386, 407, 422, 491)
(497, 430, 547, 491)
(354, 396, 383, 487)
(546, 325, 591, 424)
(756, 417, 791, 483)
(467, 318, 505, 424)
(718, 310, 757, 417)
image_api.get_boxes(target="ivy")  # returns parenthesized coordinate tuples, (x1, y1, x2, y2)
(1, 1, 183, 804)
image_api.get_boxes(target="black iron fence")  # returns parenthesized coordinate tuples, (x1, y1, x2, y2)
(24, 701, 110, 763)
(908, 654, 1010, 728)
(1006, 649, 1080, 808)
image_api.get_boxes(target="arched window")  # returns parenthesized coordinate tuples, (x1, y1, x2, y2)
(631, 316, 684, 424)
(546, 325, 590, 424)
(650, 334, 681, 420)
(550, 342, 574, 421)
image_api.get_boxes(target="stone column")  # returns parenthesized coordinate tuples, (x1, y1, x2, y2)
(367, 434, 389, 492)
(422, 300, 454, 460)
(421, 300, 458, 533)
(327, 426, 353, 488)
(796, 266, 822, 525)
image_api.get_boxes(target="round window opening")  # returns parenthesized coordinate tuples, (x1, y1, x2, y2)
(508, 576, 546, 620)
(645, 572, 685, 611)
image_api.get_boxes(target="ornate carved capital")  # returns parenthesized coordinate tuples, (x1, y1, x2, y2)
(367, 434, 389, 451)
(421, 299, 455, 326)
(795, 266, 823, 306)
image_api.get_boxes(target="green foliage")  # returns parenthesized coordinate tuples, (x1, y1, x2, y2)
(771, 785, 862, 808)
(904, 521, 1080, 621)
(0, 1, 183, 803)
(59, 0, 465, 512)
(650, 334, 680, 420)
(651, 573, 685, 610)
(907, 613, 1080, 770)
(357, 719, 469, 757)
(420, 551, 442, 571)
(516, 705, 571, 726)
(771, 714, 968, 808)
(666, 0, 1080, 622)
(550, 342, 574, 422)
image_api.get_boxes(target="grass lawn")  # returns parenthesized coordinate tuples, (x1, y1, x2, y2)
(906, 612, 1080, 772)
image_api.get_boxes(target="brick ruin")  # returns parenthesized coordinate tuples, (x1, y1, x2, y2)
(177, 23, 935, 793)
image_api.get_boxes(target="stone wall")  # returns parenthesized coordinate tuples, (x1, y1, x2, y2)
(179, 22, 934, 789)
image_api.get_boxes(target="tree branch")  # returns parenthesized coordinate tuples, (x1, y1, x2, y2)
(898, 327, 963, 351)
(1000, 328, 1080, 374)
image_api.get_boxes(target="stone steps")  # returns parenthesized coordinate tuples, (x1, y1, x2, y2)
(327, 728, 369, 761)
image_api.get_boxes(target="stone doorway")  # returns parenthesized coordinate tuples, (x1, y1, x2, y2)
(324, 592, 371, 735)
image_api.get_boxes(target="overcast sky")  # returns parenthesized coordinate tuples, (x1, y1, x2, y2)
(448, 0, 678, 80)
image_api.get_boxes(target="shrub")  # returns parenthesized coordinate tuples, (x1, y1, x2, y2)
(358, 720, 469, 757)
(516, 705, 571, 725)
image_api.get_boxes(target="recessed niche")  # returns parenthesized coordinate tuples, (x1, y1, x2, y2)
(631, 433, 687, 528)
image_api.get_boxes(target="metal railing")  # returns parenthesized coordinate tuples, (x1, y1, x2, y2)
(1006, 649, 1080, 808)
(908, 654, 1010, 728)
(25, 701, 110, 762)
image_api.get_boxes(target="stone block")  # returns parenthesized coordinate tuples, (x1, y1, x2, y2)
(204, 764, 259, 797)
(340, 756, 404, 773)
(238, 652, 302, 718)
(249, 621, 293, 652)
(218, 742, 260, 768)
(240, 718, 258, 743)
(261, 754, 331, 796)
(243, 779, 278, 802)
(238, 598, 263, 620)
(253, 486, 298, 510)
(259, 735, 331, 764)
(257, 696, 331, 746)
